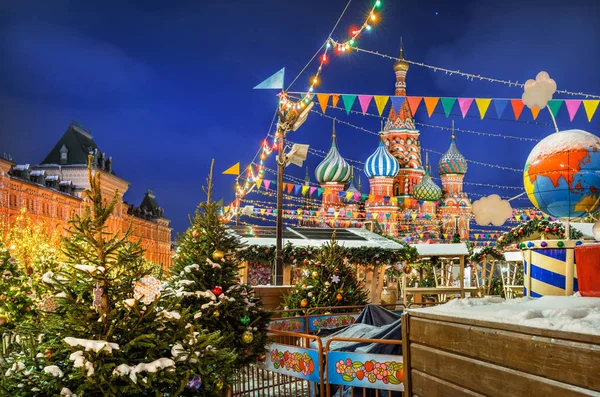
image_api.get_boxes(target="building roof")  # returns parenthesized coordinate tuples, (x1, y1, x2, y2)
(230, 226, 406, 249)
(413, 171, 442, 201)
(412, 243, 469, 257)
(41, 123, 100, 166)
(364, 138, 399, 178)
(315, 121, 352, 184)
(438, 134, 468, 175)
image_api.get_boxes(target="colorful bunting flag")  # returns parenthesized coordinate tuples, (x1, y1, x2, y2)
(374, 96, 390, 115)
(390, 96, 405, 114)
(440, 97, 456, 117)
(407, 96, 423, 115)
(316, 94, 330, 113)
(293, 185, 301, 195)
(494, 99, 509, 118)
(510, 99, 525, 120)
(342, 95, 357, 114)
(287, 184, 294, 194)
(301, 185, 309, 195)
(318, 188, 324, 197)
(309, 186, 317, 196)
(565, 100, 582, 122)
(263, 180, 271, 190)
(424, 97, 439, 117)
(583, 100, 599, 122)
(547, 99, 563, 119)
(531, 107, 541, 120)
(458, 98, 473, 118)
(332, 95, 340, 108)
(255, 179, 263, 189)
(475, 98, 492, 119)
(358, 95, 373, 115)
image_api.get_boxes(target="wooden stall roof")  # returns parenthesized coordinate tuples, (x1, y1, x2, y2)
(229, 226, 406, 249)
(412, 243, 469, 258)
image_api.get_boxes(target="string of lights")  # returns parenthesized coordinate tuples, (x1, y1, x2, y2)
(352, 46, 600, 99)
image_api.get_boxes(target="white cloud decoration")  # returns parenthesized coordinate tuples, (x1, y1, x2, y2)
(472, 194, 513, 226)
(593, 219, 600, 241)
(521, 71, 557, 109)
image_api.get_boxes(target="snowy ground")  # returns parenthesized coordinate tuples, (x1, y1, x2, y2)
(411, 295, 600, 336)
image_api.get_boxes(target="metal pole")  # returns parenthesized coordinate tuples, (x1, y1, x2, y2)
(275, 123, 286, 286)
(235, 175, 240, 226)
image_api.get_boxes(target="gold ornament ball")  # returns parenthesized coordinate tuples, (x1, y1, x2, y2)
(300, 299, 308, 307)
(212, 250, 224, 261)
(213, 310, 221, 318)
(336, 293, 343, 301)
(45, 349, 52, 358)
(242, 330, 254, 344)
(301, 284, 307, 289)
(216, 378, 224, 390)
(312, 271, 319, 279)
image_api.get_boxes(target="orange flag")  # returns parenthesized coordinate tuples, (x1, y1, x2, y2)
(510, 99, 525, 120)
(531, 107, 541, 120)
(332, 95, 340, 108)
(424, 97, 440, 117)
(407, 96, 423, 115)
(316, 94, 330, 113)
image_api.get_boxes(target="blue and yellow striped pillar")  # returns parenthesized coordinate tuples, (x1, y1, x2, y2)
(521, 240, 582, 297)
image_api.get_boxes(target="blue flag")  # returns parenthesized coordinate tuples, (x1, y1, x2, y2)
(253, 68, 285, 90)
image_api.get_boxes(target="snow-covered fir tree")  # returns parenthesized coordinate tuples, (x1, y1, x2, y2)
(0, 157, 235, 396)
(168, 160, 271, 370)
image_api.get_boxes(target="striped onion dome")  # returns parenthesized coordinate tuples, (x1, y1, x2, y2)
(364, 137, 399, 178)
(438, 134, 468, 175)
(413, 171, 442, 201)
(315, 123, 352, 184)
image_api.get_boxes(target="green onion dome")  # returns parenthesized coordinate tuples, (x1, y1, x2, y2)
(413, 171, 442, 201)
(315, 123, 352, 184)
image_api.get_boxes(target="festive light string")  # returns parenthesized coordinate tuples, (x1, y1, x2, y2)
(351, 46, 600, 99)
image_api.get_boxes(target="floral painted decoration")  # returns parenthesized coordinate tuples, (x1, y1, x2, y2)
(270, 349, 315, 377)
(336, 358, 403, 385)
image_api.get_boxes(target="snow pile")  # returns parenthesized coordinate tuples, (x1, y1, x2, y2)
(158, 310, 181, 321)
(60, 388, 77, 397)
(526, 129, 600, 161)
(183, 264, 200, 273)
(112, 358, 175, 384)
(206, 258, 221, 269)
(5, 361, 25, 377)
(69, 351, 95, 376)
(43, 365, 64, 378)
(74, 264, 98, 273)
(413, 296, 600, 336)
(64, 337, 119, 353)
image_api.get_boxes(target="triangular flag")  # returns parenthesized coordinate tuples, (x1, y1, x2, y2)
(390, 96, 405, 114)
(531, 107, 541, 120)
(358, 95, 373, 114)
(345, 192, 353, 200)
(564, 100, 582, 122)
(301, 186, 309, 195)
(493, 99, 509, 119)
(342, 95, 357, 114)
(332, 95, 340, 108)
(282, 183, 287, 191)
(309, 186, 317, 196)
(255, 179, 263, 189)
(475, 98, 492, 119)
(294, 185, 301, 195)
(253, 68, 285, 90)
(583, 100, 600, 122)
(260, 209, 266, 215)
(317, 188, 324, 197)
(374, 96, 390, 116)
(510, 99, 525, 120)
(263, 180, 271, 190)
(457, 98, 474, 118)
(440, 97, 456, 117)
(407, 96, 423, 115)
(222, 162, 240, 175)
(287, 184, 294, 194)
(424, 97, 440, 117)
(316, 94, 330, 113)
(547, 99, 563, 119)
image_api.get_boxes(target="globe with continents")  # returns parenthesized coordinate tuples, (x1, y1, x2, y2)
(523, 129, 600, 219)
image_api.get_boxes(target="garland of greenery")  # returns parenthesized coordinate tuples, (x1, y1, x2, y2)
(495, 218, 583, 250)
(236, 240, 419, 267)
(470, 247, 504, 262)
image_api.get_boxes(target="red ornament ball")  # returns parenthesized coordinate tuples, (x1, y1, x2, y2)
(212, 286, 223, 296)
(544, 227, 550, 233)
(192, 230, 200, 238)
(334, 268, 340, 274)
(316, 262, 322, 267)
(518, 229, 524, 235)
(552, 226, 558, 232)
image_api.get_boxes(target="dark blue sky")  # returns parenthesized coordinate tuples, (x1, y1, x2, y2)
(1, 0, 599, 234)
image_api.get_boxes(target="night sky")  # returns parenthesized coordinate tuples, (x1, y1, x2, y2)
(1, 0, 599, 235)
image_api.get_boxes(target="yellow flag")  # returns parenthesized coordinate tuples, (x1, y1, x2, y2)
(222, 162, 240, 175)
(475, 98, 492, 119)
(583, 100, 599, 122)
(374, 96, 390, 116)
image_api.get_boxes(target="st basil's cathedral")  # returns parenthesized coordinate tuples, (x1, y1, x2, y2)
(310, 46, 472, 241)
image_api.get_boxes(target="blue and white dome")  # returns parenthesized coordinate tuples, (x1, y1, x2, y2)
(364, 138, 399, 178)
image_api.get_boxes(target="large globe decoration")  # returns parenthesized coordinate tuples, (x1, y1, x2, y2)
(523, 129, 600, 219)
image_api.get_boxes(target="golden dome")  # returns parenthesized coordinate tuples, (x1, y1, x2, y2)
(394, 39, 409, 72)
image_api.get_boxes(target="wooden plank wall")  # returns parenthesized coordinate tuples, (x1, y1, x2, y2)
(403, 314, 600, 397)
(252, 286, 292, 311)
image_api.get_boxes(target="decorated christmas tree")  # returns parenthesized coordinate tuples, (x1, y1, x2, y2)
(0, 157, 235, 396)
(0, 242, 34, 329)
(168, 160, 271, 369)
(283, 233, 368, 311)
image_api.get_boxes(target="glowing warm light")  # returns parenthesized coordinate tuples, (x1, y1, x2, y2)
(322, 54, 327, 62)
(9, 244, 16, 250)
(370, 13, 377, 21)
(313, 77, 318, 84)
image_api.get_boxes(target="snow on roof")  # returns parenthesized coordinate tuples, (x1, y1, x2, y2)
(562, 222, 596, 239)
(411, 296, 600, 336)
(30, 170, 46, 176)
(411, 243, 469, 257)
